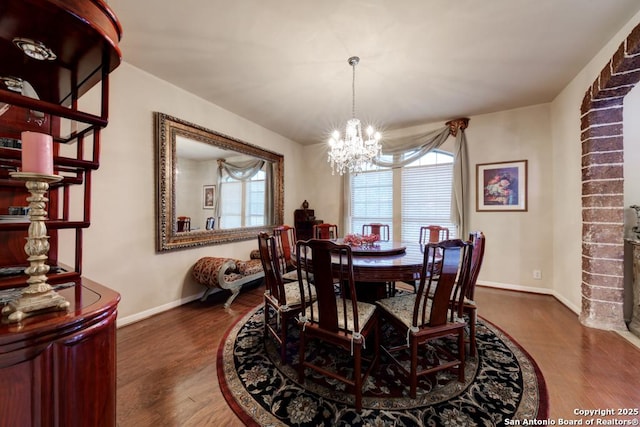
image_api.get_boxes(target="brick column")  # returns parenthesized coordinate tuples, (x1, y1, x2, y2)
(580, 24, 640, 330)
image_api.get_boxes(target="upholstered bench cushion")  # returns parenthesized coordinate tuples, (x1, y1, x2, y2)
(236, 258, 263, 276)
(192, 256, 264, 308)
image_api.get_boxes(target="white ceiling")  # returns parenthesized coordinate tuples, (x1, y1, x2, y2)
(107, 0, 640, 145)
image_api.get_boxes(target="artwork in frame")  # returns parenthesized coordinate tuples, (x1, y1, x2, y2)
(476, 160, 527, 212)
(203, 185, 216, 209)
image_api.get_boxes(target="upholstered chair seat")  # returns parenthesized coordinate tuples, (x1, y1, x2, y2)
(304, 298, 376, 333)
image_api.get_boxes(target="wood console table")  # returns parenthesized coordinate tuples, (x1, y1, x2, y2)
(0, 279, 120, 427)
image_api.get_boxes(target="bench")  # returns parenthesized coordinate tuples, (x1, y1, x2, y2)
(192, 252, 264, 308)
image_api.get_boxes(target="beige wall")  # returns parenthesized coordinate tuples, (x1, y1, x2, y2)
(304, 104, 556, 296)
(549, 9, 640, 312)
(59, 63, 306, 325)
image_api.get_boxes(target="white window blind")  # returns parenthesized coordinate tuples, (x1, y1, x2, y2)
(350, 168, 393, 238)
(220, 181, 242, 228)
(401, 160, 455, 242)
(246, 172, 265, 226)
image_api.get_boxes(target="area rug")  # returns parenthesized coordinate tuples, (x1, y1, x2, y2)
(217, 304, 549, 426)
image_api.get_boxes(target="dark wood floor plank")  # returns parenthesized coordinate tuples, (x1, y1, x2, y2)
(116, 285, 640, 426)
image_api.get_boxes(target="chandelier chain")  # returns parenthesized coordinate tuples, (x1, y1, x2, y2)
(352, 60, 356, 119)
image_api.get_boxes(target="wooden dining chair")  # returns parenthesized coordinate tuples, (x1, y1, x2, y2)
(362, 222, 395, 296)
(313, 223, 338, 239)
(258, 232, 314, 363)
(403, 225, 451, 292)
(295, 238, 379, 412)
(273, 225, 299, 282)
(419, 225, 450, 244)
(376, 239, 471, 398)
(453, 231, 486, 356)
(177, 216, 191, 232)
(362, 223, 390, 241)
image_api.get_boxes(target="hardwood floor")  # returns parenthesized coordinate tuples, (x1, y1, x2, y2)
(116, 284, 640, 426)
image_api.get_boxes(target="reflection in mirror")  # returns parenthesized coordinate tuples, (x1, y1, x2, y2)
(156, 113, 284, 251)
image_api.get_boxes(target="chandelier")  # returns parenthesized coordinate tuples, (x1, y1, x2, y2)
(327, 56, 381, 175)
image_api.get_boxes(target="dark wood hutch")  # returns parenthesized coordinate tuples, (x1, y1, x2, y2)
(0, 1, 122, 426)
(294, 208, 323, 241)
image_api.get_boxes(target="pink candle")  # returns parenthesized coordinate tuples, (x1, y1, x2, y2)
(21, 131, 53, 175)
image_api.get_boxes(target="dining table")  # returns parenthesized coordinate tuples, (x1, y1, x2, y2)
(332, 239, 426, 302)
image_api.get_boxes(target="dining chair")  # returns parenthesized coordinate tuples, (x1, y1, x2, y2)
(258, 232, 314, 363)
(362, 222, 395, 296)
(404, 225, 451, 292)
(313, 223, 338, 239)
(295, 238, 379, 412)
(419, 225, 450, 244)
(177, 216, 191, 232)
(273, 225, 299, 282)
(376, 239, 471, 398)
(453, 231, 486, 356)
(362, 223, 390, 241)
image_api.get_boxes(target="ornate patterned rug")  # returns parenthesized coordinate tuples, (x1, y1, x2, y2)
(217, 304, 548, 426)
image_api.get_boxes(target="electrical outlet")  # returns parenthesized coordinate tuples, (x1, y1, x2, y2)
(533, 270, 542, 280)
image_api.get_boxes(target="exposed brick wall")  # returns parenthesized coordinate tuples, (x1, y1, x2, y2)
(580, 23, 640, 330)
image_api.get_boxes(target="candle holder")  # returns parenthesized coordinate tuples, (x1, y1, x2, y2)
(2, 172, 70, 322)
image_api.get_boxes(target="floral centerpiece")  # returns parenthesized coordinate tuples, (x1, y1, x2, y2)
(343, 233, 380, 247)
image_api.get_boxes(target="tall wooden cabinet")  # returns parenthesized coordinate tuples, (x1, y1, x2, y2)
(294, 209, 323, 241)
(0, 1, 122, 426)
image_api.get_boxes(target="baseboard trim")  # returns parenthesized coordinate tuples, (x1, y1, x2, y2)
(477, 280, 581, 315)
(116, 281, 582, 328)
(117, 293, 201, 327)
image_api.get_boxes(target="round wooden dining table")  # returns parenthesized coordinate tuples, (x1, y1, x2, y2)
(342, 240, 424, 282)
(334, 240, 426, 301)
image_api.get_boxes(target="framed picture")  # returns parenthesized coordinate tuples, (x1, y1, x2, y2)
(476, 160, 527, 212)
(203, 185, 216, 209)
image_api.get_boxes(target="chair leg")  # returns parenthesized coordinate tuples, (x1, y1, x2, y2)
(279, 314, 287, 363)
(298, 328, 306, 383)
(410, 337, 418, 399)
(264, 303, 269, 339)
(373, 318, 380, 370)
(354, 342, 362, 412)
(457, 328, 465, 383)
(469, 307, 477, 357)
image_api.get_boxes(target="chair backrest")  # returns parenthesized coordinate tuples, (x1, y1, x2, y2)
(419, 225, 449, 244)
(273, 225, 296, 272)
(414, 239, 470, 327)
(362, 223, 390, 241)
(465, 231, 486, 301)
(258, 232, 286, 305)
(313, 223, 338, 239)
(296, 238, 360, 334)
(177, 216, 191, 232)
(205, 217, 215, 230)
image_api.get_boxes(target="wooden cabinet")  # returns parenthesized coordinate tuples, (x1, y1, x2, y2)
(294, 209, 323, 241)
(0, 279, 120, 427)
(0, 1, 122, 426)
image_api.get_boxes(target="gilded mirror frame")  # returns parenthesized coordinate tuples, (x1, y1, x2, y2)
(155, 112, 284, 251)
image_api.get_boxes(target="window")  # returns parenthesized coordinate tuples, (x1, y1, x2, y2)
(219, 170, 266, 228)
(401, 151, 455, 241)
(350, 166, 393, 239)
(349, 150, 455, 241)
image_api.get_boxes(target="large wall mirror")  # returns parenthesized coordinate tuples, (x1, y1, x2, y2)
(155, 112, 284, 251)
